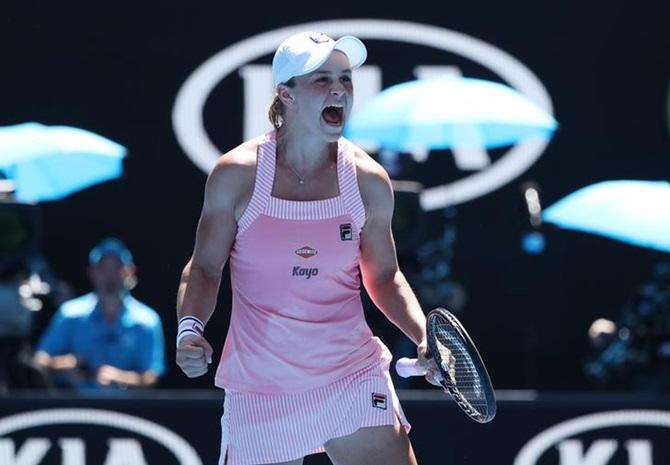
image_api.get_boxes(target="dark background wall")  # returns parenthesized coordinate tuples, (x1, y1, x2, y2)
(1, 0, 668, 391)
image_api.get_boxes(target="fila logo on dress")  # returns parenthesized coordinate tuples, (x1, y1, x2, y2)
(340, 223, 352, 241)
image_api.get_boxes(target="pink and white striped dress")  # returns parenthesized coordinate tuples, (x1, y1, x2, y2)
(216, 131, 410, 465)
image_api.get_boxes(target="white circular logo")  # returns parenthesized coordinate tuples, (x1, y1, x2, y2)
(514, 409, 670, 465)
(172, 19, 555, 209)
(0, 408, 203, 464)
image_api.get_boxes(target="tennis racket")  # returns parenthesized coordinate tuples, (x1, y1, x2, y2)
(396, 307, 496, 423)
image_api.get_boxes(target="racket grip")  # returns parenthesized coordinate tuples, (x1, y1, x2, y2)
(395, 357, 427, 378)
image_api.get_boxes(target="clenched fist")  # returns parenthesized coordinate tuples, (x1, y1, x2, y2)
(176, 334, 214, 378)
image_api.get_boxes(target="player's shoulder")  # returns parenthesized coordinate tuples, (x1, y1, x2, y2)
(205, 134, 265, 196)
(220, 135, 265, 167)
(211, 135, 263, 175)
(346, 141, 393, 200)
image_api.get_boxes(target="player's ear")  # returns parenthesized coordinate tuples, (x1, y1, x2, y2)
(277, 84, 294, 106)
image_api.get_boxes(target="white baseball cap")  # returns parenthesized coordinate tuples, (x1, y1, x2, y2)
(271, 31, 367, 88)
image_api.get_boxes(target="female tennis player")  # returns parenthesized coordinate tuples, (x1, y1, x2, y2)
(176, 31, 439, 465)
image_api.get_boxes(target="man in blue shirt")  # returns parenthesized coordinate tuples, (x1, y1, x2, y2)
(34, 238, 165, 390)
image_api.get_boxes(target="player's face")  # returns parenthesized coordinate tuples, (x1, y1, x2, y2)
(290, 51, 354, 140)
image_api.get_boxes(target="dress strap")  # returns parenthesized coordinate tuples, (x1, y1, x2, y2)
(237, 132, 276, 235)
(337, 138, 366, 232)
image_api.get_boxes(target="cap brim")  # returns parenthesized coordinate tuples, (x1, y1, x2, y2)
(332, 36, 367, 69)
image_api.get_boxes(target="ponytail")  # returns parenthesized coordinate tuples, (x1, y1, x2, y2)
(268, 95, 284, 129)
(267, 78, 296, 129)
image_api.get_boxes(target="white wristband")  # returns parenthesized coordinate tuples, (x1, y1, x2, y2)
(177, 316, 205, 347)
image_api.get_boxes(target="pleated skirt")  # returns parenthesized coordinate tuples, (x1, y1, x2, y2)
(218, 359, 410, 465)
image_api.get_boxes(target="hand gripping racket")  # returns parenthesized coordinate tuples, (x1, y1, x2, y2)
(396, 308, 496, 423)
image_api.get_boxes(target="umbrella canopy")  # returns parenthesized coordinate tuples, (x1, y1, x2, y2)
(542, 180, 670, 253)
(0, 122, 126, 202)
(344, 76, 557, 151)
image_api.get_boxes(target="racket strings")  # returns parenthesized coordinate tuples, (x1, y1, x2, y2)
(433, 320, 490, 416)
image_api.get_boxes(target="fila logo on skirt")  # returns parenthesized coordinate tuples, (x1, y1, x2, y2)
(371, 392, 387, 410)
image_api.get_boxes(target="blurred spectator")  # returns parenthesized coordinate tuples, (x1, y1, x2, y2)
(0, 264, 53, 393)
(0, 180, 69, 393)
(34, 238, 165, 391)
(584, 262, 670, 394)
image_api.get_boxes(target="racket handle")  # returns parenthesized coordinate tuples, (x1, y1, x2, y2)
(395, 357, 427, 378)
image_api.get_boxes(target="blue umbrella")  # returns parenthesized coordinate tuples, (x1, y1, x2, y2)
(345, 75, 557, 151)
(542, 180, 670, 253)
(0, 122, 126, 202)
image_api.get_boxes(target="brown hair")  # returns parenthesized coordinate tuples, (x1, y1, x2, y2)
(268, 78, 295, 129)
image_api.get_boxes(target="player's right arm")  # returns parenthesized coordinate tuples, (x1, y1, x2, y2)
(176, 143, 255, 378)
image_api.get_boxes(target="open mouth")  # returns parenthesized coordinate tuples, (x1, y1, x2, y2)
(322, 105, 344, 126)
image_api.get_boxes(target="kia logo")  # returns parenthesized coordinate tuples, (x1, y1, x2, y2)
(514, 410, 670, 465)
(0, 408, 202, 465)
(172, 19, 554, 209)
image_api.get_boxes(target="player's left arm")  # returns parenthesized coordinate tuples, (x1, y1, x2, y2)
(357, 150, 427, 348)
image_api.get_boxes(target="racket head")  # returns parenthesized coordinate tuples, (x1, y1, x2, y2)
(427, 307, 496, 423)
